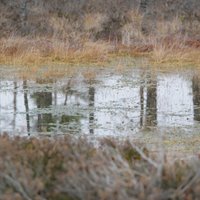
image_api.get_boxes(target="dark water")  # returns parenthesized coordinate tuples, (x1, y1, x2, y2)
(0, 65, 200, 137)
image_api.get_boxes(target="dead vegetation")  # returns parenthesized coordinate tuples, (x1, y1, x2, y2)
(0, 134, 200, 200)
(0, 37, 114, 66)
(0, 0, 199, 66)
(0, 35, 199, 67)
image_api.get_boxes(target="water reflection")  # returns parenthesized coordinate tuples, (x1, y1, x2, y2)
(88, 80, 95, 134)
(145, 73, 157, 128)
(0, 67, 198, 136)
(139, 74, 144, 127)
(192, 75, 200, 121)
(23, 80, 30, 134)
(33, 79, 54, 132)
(13, 81, 17, 129)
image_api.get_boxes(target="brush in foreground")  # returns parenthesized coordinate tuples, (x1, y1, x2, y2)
(0, 134, 200, 200)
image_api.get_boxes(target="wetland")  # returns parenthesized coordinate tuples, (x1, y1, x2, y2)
(1, 61, 200, 153)
(0, 0, 200, 199)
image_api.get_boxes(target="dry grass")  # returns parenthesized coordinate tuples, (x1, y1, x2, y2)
(0, 0, 200, 67)
(149, 38, 200, 66)
(0, 36, 114, 66)
(0, 33, 199, 68)
(0, 10, 199, 68)
(155, 17, 183, 37)
(120, 11, 200, 67)
(0, 134, 200, 199)
(121, 8, 144, 46)
(84, 13, 108, 32)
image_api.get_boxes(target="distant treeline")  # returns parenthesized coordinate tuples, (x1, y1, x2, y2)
(0, 0, 200, 40)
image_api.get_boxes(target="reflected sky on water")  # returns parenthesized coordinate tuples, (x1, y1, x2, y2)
(0, 65, 199, 137)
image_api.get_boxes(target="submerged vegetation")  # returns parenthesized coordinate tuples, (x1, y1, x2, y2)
(0, 134, 200, 200)
(0, 0, 199, 66)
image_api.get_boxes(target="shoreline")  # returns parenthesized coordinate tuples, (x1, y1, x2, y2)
(0, 37, 199, 67)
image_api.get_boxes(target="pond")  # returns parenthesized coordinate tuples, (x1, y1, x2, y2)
(0, 63, 200, 143)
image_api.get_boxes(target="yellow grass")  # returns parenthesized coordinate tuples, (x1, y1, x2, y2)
(150, 46, 200, 67)
(0, 36, 199, 68)
(148, 38, 200, 67)
(0, 37, 114, 66)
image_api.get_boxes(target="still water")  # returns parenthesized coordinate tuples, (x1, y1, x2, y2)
(0, 65, 200, 137)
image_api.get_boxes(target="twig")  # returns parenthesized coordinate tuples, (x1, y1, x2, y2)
(173, 170, 200, 198)
(0, 173, 32, 200)
(130, 142, 159, 169)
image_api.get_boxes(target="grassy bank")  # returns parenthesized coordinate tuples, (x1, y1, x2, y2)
(0, 36, 200, 67)
(0, 134, 200, 200)
(0, 37, 115, 66)
(0, 0, 199, 67)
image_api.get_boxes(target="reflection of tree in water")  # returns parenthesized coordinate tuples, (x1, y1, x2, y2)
(88, 82, 95, 134)
(32, 79, 54, 132)
(145, 75, 157, 127)
(23, 80, 30, 134)
(30, 76, 94, 134)
(13, 81, 17, 130)
(139, 72, 157, 128)
(192, 75, 200, 121)
(140, 75, 145, 128)
(32, 78, 85, 134)
(60, 78, 85, 133)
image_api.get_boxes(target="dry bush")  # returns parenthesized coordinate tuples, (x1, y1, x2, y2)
(0, 134, 200, 199)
